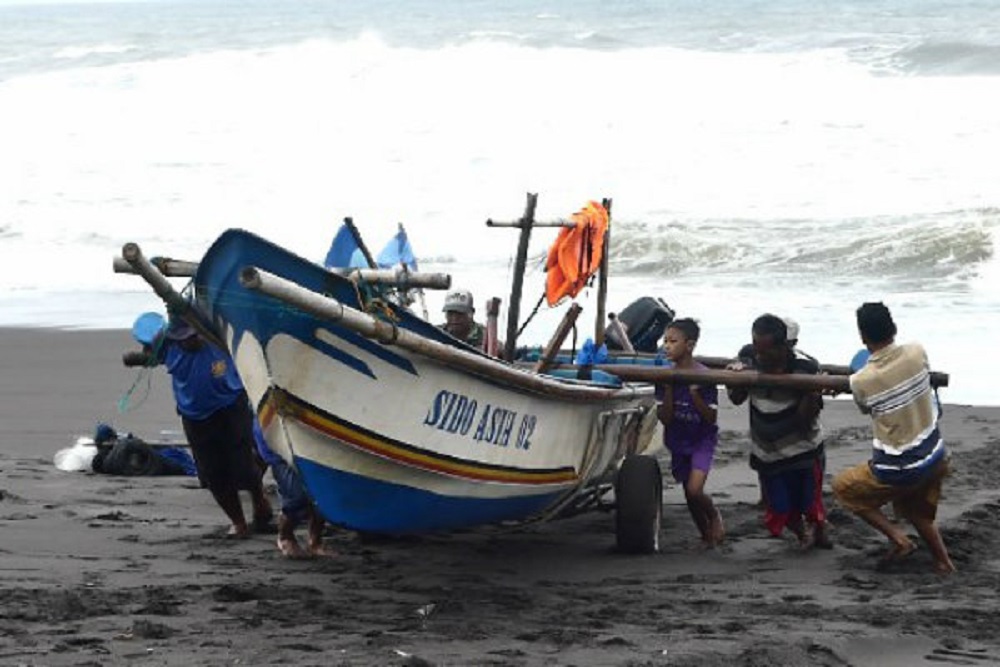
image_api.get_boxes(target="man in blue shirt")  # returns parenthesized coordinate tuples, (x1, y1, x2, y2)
(129, 312, 273, 538)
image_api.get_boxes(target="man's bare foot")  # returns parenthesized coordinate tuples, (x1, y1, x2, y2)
(277, 535, 309, 559)
(308, 542, 337, 558)
(790, 519, 808, 547)
(879, 539, 917, 565)
(933, 558, 956, 575)
(710, 509, 725, 546)
(812, 523, 833, 550)
(227, 524, 250, 539)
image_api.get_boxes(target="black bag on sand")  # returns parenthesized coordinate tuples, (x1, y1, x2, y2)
(605, 297, 675, 353)
(92, 437, 187, 476)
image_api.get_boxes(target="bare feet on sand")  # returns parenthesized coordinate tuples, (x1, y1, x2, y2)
(308, 542, 337, 558)
(700, 509, 726, 548)
(710, 508, 725, 546)
(879, 538, 917, 565)
(277, 535, 310, 559)
(227, 523, 250, 539)
(933, 558, 957, 576)
(799, 522, 833, 551)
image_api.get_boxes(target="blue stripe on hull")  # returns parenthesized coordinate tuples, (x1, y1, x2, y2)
(295, 457, 563, 534)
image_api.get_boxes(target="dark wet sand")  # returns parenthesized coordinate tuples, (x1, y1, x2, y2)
(2, 327, 999, 666)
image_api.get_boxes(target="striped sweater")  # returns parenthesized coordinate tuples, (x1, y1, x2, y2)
(746, 356, 825, 473)
(850, 342, 945, 485)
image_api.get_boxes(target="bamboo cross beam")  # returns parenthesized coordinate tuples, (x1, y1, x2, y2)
(115, 255, 453, 290)
(485, 219, 575, 228)
(113, 256, 198, 277)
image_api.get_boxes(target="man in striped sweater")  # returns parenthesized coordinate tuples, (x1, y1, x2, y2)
(728, 314, 831, 550)
(832, 302, 955, 575)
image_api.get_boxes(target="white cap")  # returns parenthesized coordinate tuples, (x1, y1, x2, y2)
(443, 289, 474, 314)
(781, 316, 799, 344)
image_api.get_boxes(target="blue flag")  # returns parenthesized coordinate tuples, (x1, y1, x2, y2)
(323, 223, 368, 269)
(376, 226, 418, 270)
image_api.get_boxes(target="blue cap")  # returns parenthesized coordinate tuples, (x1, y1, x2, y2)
(165, 317, 197, 340)
(132, 312, 166, 346)
(849, 348, 871, 373)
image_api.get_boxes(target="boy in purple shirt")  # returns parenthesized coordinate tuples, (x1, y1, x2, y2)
(656, 318, 723, 547)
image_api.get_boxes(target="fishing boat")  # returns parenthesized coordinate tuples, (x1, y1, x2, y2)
(118, 195, 669, 553)
(117, 194, 951, 552)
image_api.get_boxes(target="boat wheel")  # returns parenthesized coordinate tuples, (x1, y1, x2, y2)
(614, 454, 663, 554)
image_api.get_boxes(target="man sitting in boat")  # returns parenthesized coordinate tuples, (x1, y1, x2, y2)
(439, 288, 485, 349)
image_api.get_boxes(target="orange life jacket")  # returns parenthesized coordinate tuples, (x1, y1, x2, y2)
(544, 201, 609, 307)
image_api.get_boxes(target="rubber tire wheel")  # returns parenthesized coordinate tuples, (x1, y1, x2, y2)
(615, 454, 663, 554)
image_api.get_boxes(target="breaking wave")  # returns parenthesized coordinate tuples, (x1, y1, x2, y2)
(609, 209, 999, 286)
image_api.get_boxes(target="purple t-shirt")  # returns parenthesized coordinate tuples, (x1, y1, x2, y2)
(656, 363, 719, 454)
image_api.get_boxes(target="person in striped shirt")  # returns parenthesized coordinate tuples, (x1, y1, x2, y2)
(727, 314, 831, 550)
(832, 302, 955, 575)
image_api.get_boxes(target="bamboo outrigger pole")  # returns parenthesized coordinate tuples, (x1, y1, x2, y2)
(120, 243, 227, 350)
(239, 266, 641, 401)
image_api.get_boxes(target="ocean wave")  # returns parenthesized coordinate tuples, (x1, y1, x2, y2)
(53, 43, 138, 61)
(608, 209, 999, 285)
(874, 40, 1000, 76)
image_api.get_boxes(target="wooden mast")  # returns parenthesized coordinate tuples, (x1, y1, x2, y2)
(502, 192, 538, 361)
(593, 198, 612, 347)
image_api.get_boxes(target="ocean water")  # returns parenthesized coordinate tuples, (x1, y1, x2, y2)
(1, 0, 998, 405)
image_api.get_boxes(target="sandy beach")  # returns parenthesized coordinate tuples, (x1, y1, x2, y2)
(2, 327, 999, 667)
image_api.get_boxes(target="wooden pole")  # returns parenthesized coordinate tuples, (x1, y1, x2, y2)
(484, 297, 501, 357)
(120, 243, 227, 350)
(344, 217, 377, 268)
(113, 256, 198, 277)
(397, 222, 430, 320)
(519, 351, 949, 388)
(115, 255, 451, 291)
(333, 267, 452, 290)
(503, 192, 538, 362)
(588, 364, 853, 393)
(593, 198, 612, 347)
(534, 303, 583, 373)
(606, 313, 635, 353)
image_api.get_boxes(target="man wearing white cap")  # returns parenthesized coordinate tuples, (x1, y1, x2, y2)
(439, 288, 485, 349)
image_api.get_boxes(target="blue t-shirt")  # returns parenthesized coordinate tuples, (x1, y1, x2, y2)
(163, 341, 245, 420)
(656, 363, 719, 454)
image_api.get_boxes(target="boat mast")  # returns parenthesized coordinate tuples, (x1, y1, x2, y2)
(501, 192, 538, 361)
(594, 197, 612, 348)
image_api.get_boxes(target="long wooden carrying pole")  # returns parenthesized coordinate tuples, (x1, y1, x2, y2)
(531, 353, 949, 388)
(587, 364, 853, 393)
